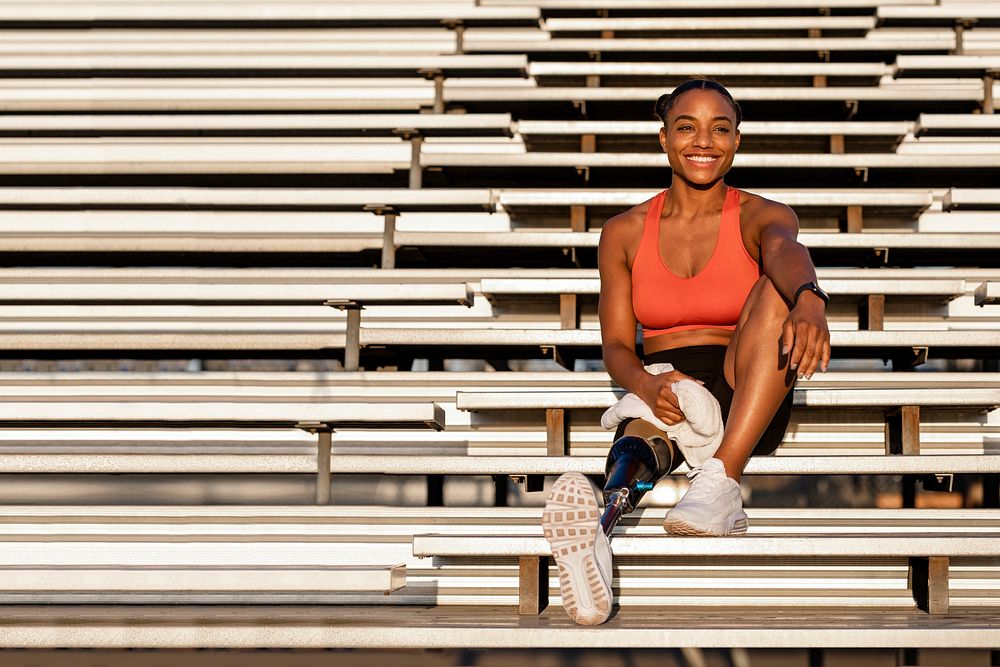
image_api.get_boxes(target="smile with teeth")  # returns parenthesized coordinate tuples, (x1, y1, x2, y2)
(686, 155, 719, 164)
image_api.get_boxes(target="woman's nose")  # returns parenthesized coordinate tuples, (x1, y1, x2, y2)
(693, 127, 714, 148)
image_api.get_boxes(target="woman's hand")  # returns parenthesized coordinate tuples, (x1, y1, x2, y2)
(781, 293, 831, 380)
(636, 370, 704, 426)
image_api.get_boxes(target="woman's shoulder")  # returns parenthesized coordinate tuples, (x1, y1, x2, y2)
(737, 188, 799, 224)
(600, 198, 651, 243)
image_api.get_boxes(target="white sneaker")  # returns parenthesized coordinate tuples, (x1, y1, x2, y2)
(663, 458, 748, 536)
(541, 472, 613, 625)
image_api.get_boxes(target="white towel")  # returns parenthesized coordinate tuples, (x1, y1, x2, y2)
(600, 362, 724, 468)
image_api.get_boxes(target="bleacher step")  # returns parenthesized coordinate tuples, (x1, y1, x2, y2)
(0, 605, 995, 649)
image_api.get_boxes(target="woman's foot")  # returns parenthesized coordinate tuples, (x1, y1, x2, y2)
(663, 458, 748, 536)
(541, 472, 613, 625)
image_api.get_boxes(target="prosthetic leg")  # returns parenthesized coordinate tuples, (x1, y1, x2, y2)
(599, 434, 674, 535)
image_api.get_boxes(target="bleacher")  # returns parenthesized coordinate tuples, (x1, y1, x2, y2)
(1, 0, 998, 663)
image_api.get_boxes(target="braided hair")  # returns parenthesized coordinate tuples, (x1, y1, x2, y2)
(654, 78, 742, 129)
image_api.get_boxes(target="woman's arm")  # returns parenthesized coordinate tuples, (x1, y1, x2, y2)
(756, 202, 831, 379)
(598, 214, 693, 424)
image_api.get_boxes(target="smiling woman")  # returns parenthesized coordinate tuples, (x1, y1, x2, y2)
(541, 78, 833, 626)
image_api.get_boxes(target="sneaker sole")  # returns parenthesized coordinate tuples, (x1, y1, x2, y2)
(541, 472, 612, 625)
(663, 516, 749, 536)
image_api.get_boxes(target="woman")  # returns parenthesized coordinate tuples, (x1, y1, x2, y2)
(542, 78, 831, 625)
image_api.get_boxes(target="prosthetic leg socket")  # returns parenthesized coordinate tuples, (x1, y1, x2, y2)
(599, 434, 673, 535)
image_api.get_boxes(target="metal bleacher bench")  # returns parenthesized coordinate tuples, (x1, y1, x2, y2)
(943, 188, 1000, 210)
(479, 275, 967, 331)
(0, 505, 409, 604)
(0, 113, 516, 138)
(894, 55, 1000, 112)
(0, 276, 473, 371)
(455, 379, 1000, 457)
(526, 60, 890, 85)
(356, 329, 1000, 370)
(3, 507, 1000, 648)
(0, 397, 444, 505)
(0, 3, 542, 24)
(542, 16, 878, 33)
(411, 507, 1000, 616)
(0, 369, 996, 481)
(461, 30, 958, 54)
(914, 114, 1000, 137)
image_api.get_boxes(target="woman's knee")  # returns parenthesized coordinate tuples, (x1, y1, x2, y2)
(743, 275, 790, 325)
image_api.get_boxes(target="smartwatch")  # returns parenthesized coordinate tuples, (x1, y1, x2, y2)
(793, 281, 830, 307)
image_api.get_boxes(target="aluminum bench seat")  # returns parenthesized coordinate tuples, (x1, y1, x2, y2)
(0, 3, 540, 24)
(0, 398, 444, 505)
(0, 369, 994, 464)
(478, 275, 970, 333)
(0, 565, 405, 601)
(527, 60, 890, 82)
(0, 504, 417, 602)
(0, 186, 496, 211)
(0, 54, 528, 76)
(543, 16, 878, 32)
(896, 137, 1000, 154)
(358, 328, 1000, 370)
(410, 507, 1000, 614)
(893, 56, 1000, 112)
(0, 277, 474, 369)
(0, 138, 414, 175)
(455, 383, 1000, 455)
(3, 79, 992, 113)
(944, 189, 1000, 210)
(879, 6, 1000, 26)
(394, 230, 1000, 251)
(0, 113, 515, 138)
(329, 454, 1000, 477)
(461, 31, 957, 53)
(1, 605, 996, 649)
(0, 28, 460, 55)
(915, 114, 1000, 136)
(0, 78, 436, 112)
(0, 605, 996, 649)
(892, 55, 1000, 77)
(447, 83, 995, 105)
(0, 505, 994, 614)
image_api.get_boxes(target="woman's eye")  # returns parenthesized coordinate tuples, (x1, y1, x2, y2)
(715, 127, 730, 133)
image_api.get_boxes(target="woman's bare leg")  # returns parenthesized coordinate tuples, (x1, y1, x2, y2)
(715, 275, 795, 482)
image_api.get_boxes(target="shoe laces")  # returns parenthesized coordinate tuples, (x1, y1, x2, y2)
(682, 465, 730, 503)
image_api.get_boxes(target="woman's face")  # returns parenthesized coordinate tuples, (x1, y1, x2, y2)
(658, 88, 740, 188)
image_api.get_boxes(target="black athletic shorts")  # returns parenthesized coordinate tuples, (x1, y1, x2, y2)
(611, 345, 793, 459)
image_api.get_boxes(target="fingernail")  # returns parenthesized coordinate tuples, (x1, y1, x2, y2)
(822, 364, 828, 372)
(790, 362, 797, 370)
(782, 345, 789, 355)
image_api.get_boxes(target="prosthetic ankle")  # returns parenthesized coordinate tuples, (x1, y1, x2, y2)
(599, 435, 673, 535)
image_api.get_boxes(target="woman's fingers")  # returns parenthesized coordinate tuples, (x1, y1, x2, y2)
(791, 322, 831, 379)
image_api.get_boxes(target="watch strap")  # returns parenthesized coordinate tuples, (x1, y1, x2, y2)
(794, 281, 828, 306)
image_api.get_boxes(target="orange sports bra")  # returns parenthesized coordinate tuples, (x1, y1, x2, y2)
(631, 186, 760, 338)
